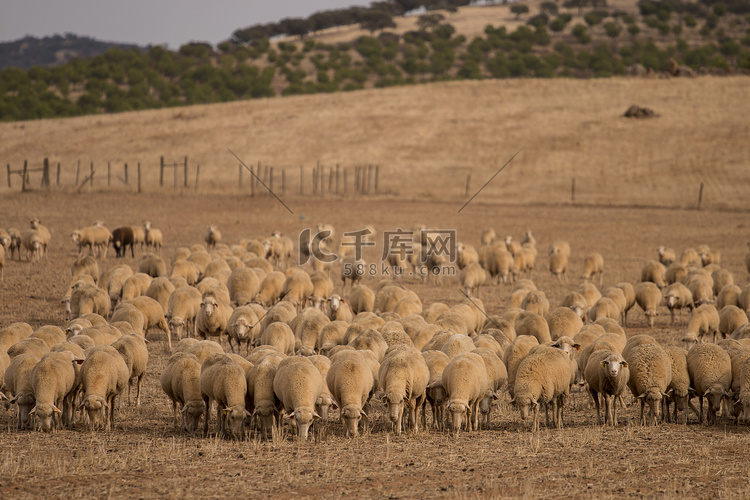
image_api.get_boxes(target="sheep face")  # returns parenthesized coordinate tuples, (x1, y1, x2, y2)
(514, 395, 538, 422)
(201, 298, 217, 318)
(704, 385, 727, 424)
(447, 401, 469, 433)
(341, 404, 365, 437)
(222, 405, 249, 440)
(602, 356, 627, 379)
(231, 318, 250, 341)
(645, 309, 657, 328)
(182, 401, 204, 432)
(253, 403, 276, 434)
(382, 392, 407, 435)
(665, 294, 678, 309)
(638, 389, 663, 425)
(284, 407, 319, 440)
(478, 390, 498, 422)
(169, 316, 188, 340)
(682, 334, 698, 351)
(11, 393, 35, 430)
(31, 403, 61, 433)
(315, 394, 334, 422)
(83, 395, 109, 430)
(329, 295, 342, 312)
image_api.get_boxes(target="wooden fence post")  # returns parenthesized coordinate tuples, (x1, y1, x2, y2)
(194, 164, 200, 192)
(173, 161, 178, 189)
(375, 165, 379, 194)
(56, 162, 60, 187)
(6, 165, 11, 188)
(22, 160, 28, 192)
(75, 160, 80, 186)
(43, 158, 50, 189)
(159, 156, 164, 187)
(250, 165, 255, 197)
(335, 164, 340, 195)
(328, 167, 334, 193)
(90, 162, 94, 188)
(299, 165, 304, 195)
(697, 182, 704, 209)
(367, 165, 373, 194)
(269, 167, 274, 194)
(343, 168, 348, 195)
(312, 165, 318, 195)
(108, 162, 111, 187)
(124, 163, 128, 184)
(238, 164, 243, 189)
(571, 178, 576, 204)
(282, 169, 286, 194)
(137, 163, 141, 194)
(320, 166, 325, 197)
(465, 174, 471, 198)
(184, 156, 188, 188)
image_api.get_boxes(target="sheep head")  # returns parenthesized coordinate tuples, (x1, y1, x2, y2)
(30, 403, 61, 433)
(222, 405, 249, 440)
(340, 404, 366, 438)
(284, 407, 319, 440)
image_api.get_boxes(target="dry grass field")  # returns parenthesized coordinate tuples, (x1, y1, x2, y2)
(1, 74, 750, 498)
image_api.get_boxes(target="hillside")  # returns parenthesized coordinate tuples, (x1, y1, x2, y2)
(0, 34, 142, 70)
(1, 0, 749, 122)
(2, 76, 748, 211)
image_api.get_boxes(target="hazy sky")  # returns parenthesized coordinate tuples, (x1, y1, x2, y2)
(0, 1, 374, 49)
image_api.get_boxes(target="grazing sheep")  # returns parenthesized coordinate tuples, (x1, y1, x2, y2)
(166, 286, 202, 341)
(260, 322, 296, 356)
(472, 348, 508, 429)
(657, 246, 676, 266)
(718, 306, 748, 340)
(584, 350, 629, 426)
(143, 221, 163, 255)
(515, 313, 551, 344)
(225, 306, 260, 356)
(252, 271, 286, 307)
(225, 267, 261, 307)
(548, 250, 568, 282)
(32, 325, 66, 349)
(273, 356, 325, 440)
(504, 335, 540, 399)
(160, 352, 204, 432)
(697, 244, 721, 267)
(687, 343, 731, 425)
(307, 355, 335, 422)
(126, 295, 170, 345)
(308, 270, 334, 310)
(138, 253, 167, 278)
(79, 345, 130, 431)
(521, 290, 550, 317)
(144, 277, 175, 312)
(624, 343, 672, 425)
(588, 297, 621, 324)
(75, 325, 122, 346)
(484, 245, 514, 285)
(295, 310, 330, 356)
(21, 229, 44, 262)
(665, 262, 688, 286)
(635, 281, 662, 328)
(581, 252, 604, 285)
(111, 334, 149, 407)
(422, 350, 451, 430)
(560, 291, 589, 321)
(72, 225, 112, 258)
(30, 351, 83, 431)
(378, 348, 430, 435)
(4, 353, 39, 429)
(716, 284, 742, 310)
(460, 262, 486, 298)
(111, 227, 135, 258)
(326, 294, 353, 323)
(512, 346, 572, 431)
(246, 353, 284, 434)
(281, 271, 314, 312)
(687, 273, 714, 307)
(341, 255, 366, 289)
(686, 304, 721, 344)
(195, 295, 233, 348)
(545, 308, 583, 341)
(119, 272, 153, 304)
(170, 259, 200, 286)
(663, 346, 696, 424)
(641, 260, 667, 289)
(440, 334, 475, 360)
(680, 247, 701, 267)
(326, 353, 374, 437)
(200, 354, 249, 439)
(70, 283, 111, 319)
(71, 256, 99, 285)
(348, 284, 376, 314)
(663, 282, 695, 325)
(548, 240, 571, 258)
(441, 352, 489, 433)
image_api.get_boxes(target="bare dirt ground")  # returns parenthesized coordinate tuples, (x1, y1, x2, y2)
(1, 191, 750, 498)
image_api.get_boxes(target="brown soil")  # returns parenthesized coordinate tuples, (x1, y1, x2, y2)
(1, 191, 749, 498)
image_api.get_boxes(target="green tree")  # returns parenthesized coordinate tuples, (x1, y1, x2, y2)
(359, 10, 397, 34)
(604, 21, 621, 38)
(510, 4, 530, 19)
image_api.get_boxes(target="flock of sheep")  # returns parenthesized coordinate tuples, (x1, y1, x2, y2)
(2, 219, 750, 441)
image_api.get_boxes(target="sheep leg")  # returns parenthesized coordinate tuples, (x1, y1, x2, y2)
(136, 374, 143, 407)
(639, 399, 645, 426)
(203, 396, 211, 436)
(590, 388, 601, 425)
(532, 405, 539, 433)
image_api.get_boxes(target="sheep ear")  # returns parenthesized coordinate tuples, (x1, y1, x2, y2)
(29, 407, 36, 416)
(53, 405, 62, 414)
(330, 402, 338, 410)
(573, 343, 581, 350)
(509, 397, 516, 405)
(601, 361, 607, 368)
(284, 411, 295, 421)
(703, 389, 711, 397)
(620, 360, 628, 367)
(380, 395, 388, 404)
(466, 406, 472, 416)
(360, 409, 368, 419)
(637, 394, 645, 400)
(403, 396, 414, 409)
(312, 411, 321, 421)
(222, 408, 230, 415)
(9, 396, 18, 405)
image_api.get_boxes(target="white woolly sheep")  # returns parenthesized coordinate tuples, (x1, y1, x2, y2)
(440, 334, 475, 360)
(4, 353, 39, 429)
(72, 225, 112, 258)
(504, 335, 540, 399)
(166, 285, 202, 341)
(614, 282, 636, 326)
(21, 229, 44, 262)
(79, 345, 130, 431)
(200, 354, 249, 439)
(32, 325, 66, 349)
(144, 277, 175, 312)
(687, 343, 731, 425)
(260, 322, 296, 356)
(245, 353, 284, 434)
(295, 310, 330, 356)
(71, 255, 99, 284)
(472, 347, 508, 429)
(665, 263, 688, 285)
(69, 283, 111, 320)
(584, 350, 629, 426)
(515, 313, 551, 344)
(716, 284, 742, 310)
(521, 290, 550, 317)
(635, 281, 662, 328)
(459, 262, 485, 298)
(422, 350, 451, 430)
(719, 306, 748, 340)
(663, 282, 695, 326)
(195, 295, 233, 348)
(252, 270, 286, 307)
(441, 352, 489, 433)
(280, 271, 314, 312)
(204, 225, 221, 251)
(484, 245, 513, 285)
(641, 260, 667, 289)
(680, 247, 701, 267)
(548, 250, 568, 283)
(378, 347, 430, 435)
(160, 352, 204, 432)
(548, 240, 571, 258)
(225, 306, 260, 356)
(30, 351, 83, 432)
(273, 356, 325, 440)
(686, 304, 720, 344)
(560, 291, 588, 321)
(76, 325, 123, 347)
(657, 246, 676, 266)
(119, 272, 153, 304)
(111, 334, 149, 407)
(326, 353, 374, 437)
(624, 343, 672, 425)
(697, 244, 721, 267)
(581, 252, 604, 285)
(687, 273, 714, 307)
(143, 221, 163, 255)
(456, 242, 479, 270)
(346, 284, 375, 315)
(588, 297, 621, 324)
(126, 295, 170, 344)
(512, 346, 572, 431)
(225, 267, 260, 307)
(307, 354, 335, 422)
(308, 270, 334, 310)
(663, 345, 696, 424)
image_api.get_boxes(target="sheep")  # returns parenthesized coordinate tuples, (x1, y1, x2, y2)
(480, 228, 496, 246)
(611, 282, 636, 326)
(641, 260, 667, 289)
(200, 354, 249, 439)
(144, 277, 175, 313)
(31, 325, 66, 349)
(665, 262, 688, 286)
(4, 353, 39, 429)
(280, 271, 314, 312)
(548, 250, 568, 282)
(472, 348, 508, 429)
(326, 353, 374, 437)
(6, 227, 21, 260)
(484, 245, 513, 285)
(560, 291, 588, 321)
(421, 350, 451, 430)
(378, 347, 430, 435)
(27, 351, 82, 432)
(74, 325, 122, 347)
(687, 273, 714, 307)
(456, 242, 479, 270)
(111, 334, 149, 407)
(138, 253, 167, 278)
(195, 295, 233, 348)
(273, 356, 325, 440)
(246, 353, 284, 434)
(72, 225, 112, 258)
(71, 255, 99, 285)
(686, 304, 721, 344)
(514, 313, 551, 344)
(581, 252, 604, 285)
(69, 283, 111, 320)
(578, 282, 602, 309)
(170, 259, 200, 286)
(306, 355, 335, 422)
(657, 246, 676, 266)
(588, 297, 621, 324)
(635, 281, 662, 328)
(504, 335, 540, 399)
(79, 345, 130, 430)
(27, 218, 50, 257)
(512, 346, 572, 431)
(584, 350, 629, 426)
(680, 247, 701, 267)
(111, 227, 135, 258)
(687, 343, 731, 425)
(663, 346, 697, 424)
(295, 310, 330, 356)
(143, 221, 163, 255)
(160, 352, 204, 432)
(21, 229, 44, 262)
(251, 271, 285, 307)
(225, 306, 260, 357)
(186, 340, 224, 365)
(203, 225, 221, 250)
(440, 334, 475, 360)
(716, 284, 742, 310)
(624, 343, 672, 425)
(119, 272, 153, 305)
(697, 244, 721, 267)
(459, 262, 485, 298)
(718, 306, 748, 340)
(521, 290, 550, 317)
(308, 270, 334, 310)
(439, 352, 489, 433)
(164, 286, 201, 342)
(126, 295, 170, 344)
(347, 284, 375, 314)
(662, 282, 695, 326)
(258, 322, 295, 356)
(549, 240, 571, 258)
